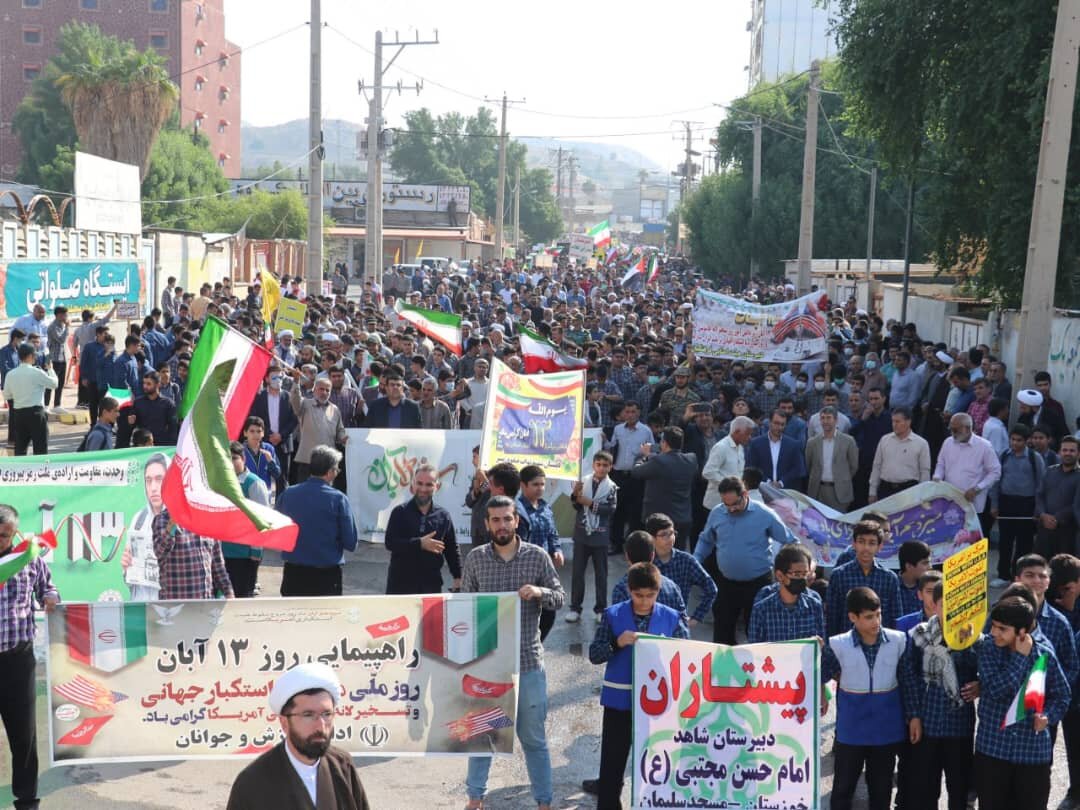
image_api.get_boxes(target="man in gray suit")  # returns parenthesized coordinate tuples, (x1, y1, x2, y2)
(630, 426, 699, 550)
(805, 406, 859, 512)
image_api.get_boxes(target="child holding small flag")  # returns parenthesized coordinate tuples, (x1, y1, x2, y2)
(973, 593, 1071, 810)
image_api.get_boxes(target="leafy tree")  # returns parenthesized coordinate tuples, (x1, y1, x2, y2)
(834, 0, 1080, 305)
(192, 190, 309, 241)
(581, 180, 597, 198)
(141, 127, 230, 230)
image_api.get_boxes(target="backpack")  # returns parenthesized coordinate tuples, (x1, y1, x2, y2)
(77, 423, 109, 453)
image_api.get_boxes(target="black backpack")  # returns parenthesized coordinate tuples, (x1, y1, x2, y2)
(76, 424, 108, 453)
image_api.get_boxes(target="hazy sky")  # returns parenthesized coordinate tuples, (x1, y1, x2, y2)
(230, 0, 753, 173)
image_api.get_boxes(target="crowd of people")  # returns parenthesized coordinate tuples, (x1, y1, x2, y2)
(3, 253, 1080, 809)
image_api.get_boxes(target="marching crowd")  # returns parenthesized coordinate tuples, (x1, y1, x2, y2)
(3, 254, 1080, 809)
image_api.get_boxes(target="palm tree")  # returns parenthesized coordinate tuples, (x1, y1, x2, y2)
(56, 43, 177, 181)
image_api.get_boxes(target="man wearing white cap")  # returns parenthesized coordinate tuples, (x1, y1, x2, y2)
(275, 330, 298, 367)
(227, 662, 370, 809)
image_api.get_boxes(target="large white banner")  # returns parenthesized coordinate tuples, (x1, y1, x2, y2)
(692, 288, 831, 362)
(74, 151, 141, 235)
(346, 429, 602, 543)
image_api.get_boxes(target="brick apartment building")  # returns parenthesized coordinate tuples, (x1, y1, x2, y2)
(0, 0, 241, 180)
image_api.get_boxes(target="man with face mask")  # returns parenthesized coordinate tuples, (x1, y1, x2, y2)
(250, 365, 299, 488)
(287, 372, 347, 483)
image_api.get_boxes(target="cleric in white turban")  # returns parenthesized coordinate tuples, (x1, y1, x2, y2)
(227, 663, 370, 810)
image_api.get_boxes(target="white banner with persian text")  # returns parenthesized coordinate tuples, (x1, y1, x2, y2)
(692, 288, 832, 362)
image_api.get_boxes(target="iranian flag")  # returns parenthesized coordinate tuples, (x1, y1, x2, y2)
(588, 219, 612, 249)
(106, 387, 133, 409)
(394, 300, 463, 355)
(178, 315, 267, 432)
(65, 602, 147, 673)
(1002, 653, 1048, 729)
(163, 360, 298, 551)
(0, 530, 56, 587)
(645, 254, 661, 284)
(516, 324, 589, 373)
(422, 595, 500, 666)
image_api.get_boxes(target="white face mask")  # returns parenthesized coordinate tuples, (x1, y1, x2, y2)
(844, 348, 854, 357)
(763, 381, 776, 391)
(269, 375, 283, 389)
(796, 381, 807, 390)
(814, 381, 826, 391)
(866, 361, 877, 370)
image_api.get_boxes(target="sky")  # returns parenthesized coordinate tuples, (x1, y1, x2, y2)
(230, 0, 753, 174)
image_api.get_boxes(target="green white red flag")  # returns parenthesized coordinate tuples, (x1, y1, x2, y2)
(0, 530, 56, 587)
(105, 387, 133, 408)
(588, 219, 612, 249)
(394, 300, 463, 355)
(178, 316, 267, 429)
(1001, 653, 1048, 728)
(646, 254, 661, 284)
(65, 603, 147, 673)
(516, 324, 589, 373)
(422, 595, 499, 666)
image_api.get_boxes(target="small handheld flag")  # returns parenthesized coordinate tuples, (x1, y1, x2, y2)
(1001, 653, 1048, 729)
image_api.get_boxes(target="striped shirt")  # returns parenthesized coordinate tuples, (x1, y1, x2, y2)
(0, 556, 58, 652)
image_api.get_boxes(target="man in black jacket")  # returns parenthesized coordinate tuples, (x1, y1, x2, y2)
(629, 426, 698, 550)
(384, 463, 461, 594)
(249, 366, 299, 487)
(119, 371, 177, 447)
(365, 373, 422, 428)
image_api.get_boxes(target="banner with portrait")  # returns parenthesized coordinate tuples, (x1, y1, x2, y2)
(632, 636, 819, 809)
(691, 288, 832, 362)
(480, 359, 586, 481)
(0, 447, 174, 602)
(47, 594, 520, 764)
(758, 481, 983, 566)
(345, 428, 603, 543)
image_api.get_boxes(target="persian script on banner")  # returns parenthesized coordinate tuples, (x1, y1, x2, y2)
(0, 447, 175, 602)
(692, 288, 831, 362)
(345, 428, 603, 543)
(759, 481, 983, 566)
(47, 595, 520, 764)
(480, 359, 586, 481)
(632, 636, 819, 810)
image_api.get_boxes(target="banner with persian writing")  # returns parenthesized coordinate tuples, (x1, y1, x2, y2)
(0, 447, 175, 602)
(480, 359, 586, 481)
(1, 260, 144, 322)
(942, 539, 989, 650)
(691, 288, 831, 362)
(632, 637, 819, 810)
(347, 428, 603, 543)
(759, 481, 983, 567)
(47, 594, 520, 764)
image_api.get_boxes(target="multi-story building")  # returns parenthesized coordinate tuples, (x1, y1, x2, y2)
(0, 0, 241, 179)
(748, 0, 837, 88)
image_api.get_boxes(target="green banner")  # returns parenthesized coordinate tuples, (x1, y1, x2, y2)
(0, 448, 174, 602)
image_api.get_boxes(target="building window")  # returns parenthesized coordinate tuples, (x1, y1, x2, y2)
(23, 27, 42, 45)
(150, 31, 168, 49)
(193, 118, 202, 131)
(194, 40, 204, 56)
(219, 85, 230, 101)
(150, 0, 168, 11)
(217, 120, 228, 134)
(218, 51, 230, 68)
(218, 156, 226, 169)
(22, 0, 42, 8)
(81, 0, 99, 9)
(194, 76, 205, 91)
(23, 64, 41, 82)
(195, 2, 205, 21)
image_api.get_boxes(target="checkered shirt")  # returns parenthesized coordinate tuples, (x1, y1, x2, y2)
(974, 635, 1070, 763)
(899, 580, 922, 618)
(655, 549, 717, 623)
(901, 637, 977, 738)
(826, 559, 903, 637)
(597, 379, 624, 428)
(608, 365, 637, 401)
(611, 574, 687, 622)
(822, 629, 922, 722)
(516, 497, 560, 556)
(151, 509, 235, 600)
(747, 590, 825, 644)
(633, 382, 655, 417)
(1038, 599, 1079, 688)
(0, 557, 58, 652)
(462, 540, 565, 673)
(589, 606, 690, 665)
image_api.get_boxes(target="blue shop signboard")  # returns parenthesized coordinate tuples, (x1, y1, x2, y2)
(0, 260, 143, 320)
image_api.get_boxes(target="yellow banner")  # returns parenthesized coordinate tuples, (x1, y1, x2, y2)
(273, 297, 307, 336)
(260, 269, 281, 326)
(942, 538, 988, 650)
(48, 595, 520, 764)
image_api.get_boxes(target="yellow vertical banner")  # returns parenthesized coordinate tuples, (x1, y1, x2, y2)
(260, 269, 281, 326)
(942, 538, 989, 650)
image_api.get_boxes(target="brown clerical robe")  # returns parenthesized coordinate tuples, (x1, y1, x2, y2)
(227, 742, 371, 810)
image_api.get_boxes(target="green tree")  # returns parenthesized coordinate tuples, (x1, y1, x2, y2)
(192, 190, 309, 240)
(141, 127, 230, 230)
(834, 0, 1080, 305)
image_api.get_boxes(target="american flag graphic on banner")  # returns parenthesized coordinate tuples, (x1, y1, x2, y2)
(53, 674, 128, 713)
(446, 707, 513, 742)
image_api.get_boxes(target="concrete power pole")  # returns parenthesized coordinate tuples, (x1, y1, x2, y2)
(863, 166, 877, 312)
(1012, 0, 1080, 419)
(513, 163, 521, 255)
(361, 29, 438, 287)
(306, 0, 323, 296)
(796, 60, 821, 294)
(568, 154, 577, 234)
(487, 93, 525, 260)
(750, 116, 762, 282)
(555, 147, 564, 219)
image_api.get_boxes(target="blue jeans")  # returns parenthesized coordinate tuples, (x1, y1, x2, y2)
(466, 668, 552, 805)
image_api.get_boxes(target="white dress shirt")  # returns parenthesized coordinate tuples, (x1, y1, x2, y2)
(702, 434, 746, 509)
(821, 436, 835, 482)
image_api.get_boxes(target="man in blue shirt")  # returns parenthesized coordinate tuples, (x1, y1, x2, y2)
(826, 521, 903, 636)
(694, 475, 793, 644)
(517, 465, 564, 642)
(896, 570, 943, 634)
(276, 445, 358, 596)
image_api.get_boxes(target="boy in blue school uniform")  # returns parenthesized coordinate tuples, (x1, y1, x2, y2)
(754, 543, 823, 608)
(748, 544, 825, 644)
(973, 594, 1071, 810)
(896, 570, 943, 634)
(823, 586, 919, 810)
(897, 539, 931, 618)
(588, 562, 688, 809)
(826, 521, 903, 636)
(900, 579, 979, 810)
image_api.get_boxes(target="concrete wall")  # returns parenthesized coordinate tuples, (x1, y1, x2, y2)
(879, 287, 960, 345)
(151, 231, 231, 296)
(994, 311, 1080, 428)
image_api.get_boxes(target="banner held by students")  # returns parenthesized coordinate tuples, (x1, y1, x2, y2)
(47, 594, 520, 763)
(632, 636, 819, 809)
(759, 481, 983, 566)
(480, 359, 585, 482)
(692, 288, 832, 362)
(942, 538, 989, 650)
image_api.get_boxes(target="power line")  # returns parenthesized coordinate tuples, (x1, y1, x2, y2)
(391, 125, 716, 140)
(817, 99, 873, 176)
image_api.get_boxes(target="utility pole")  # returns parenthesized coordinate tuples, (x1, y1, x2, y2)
(1012, 0, 1080, 422)
(360, 29, 438, 288)
(673, 121, 701, 256)
(486, 93, 525, 260)
(796, 60, 820, 294)
(555, 147, 564, 214)
(513, 163, 521, 256)
(567, 154, 577, 234)
(899, 178, 915, 324)
(305, 0, 323, 297)
(750, 116, 762, 282)
(863, 166, 877, 312)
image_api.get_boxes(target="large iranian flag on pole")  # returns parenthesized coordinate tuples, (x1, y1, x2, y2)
(65, 602, 147, 673)
(1002, 653, 1048, 728)
(421, 595, 500, 666)
(588, 219, 612, 249)
(516, 324, 589, 373)
(394, 300, 463, 355)
(164, 320, 298, 551)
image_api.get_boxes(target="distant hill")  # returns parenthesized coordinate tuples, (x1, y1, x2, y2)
(241, 120, 663, 190)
